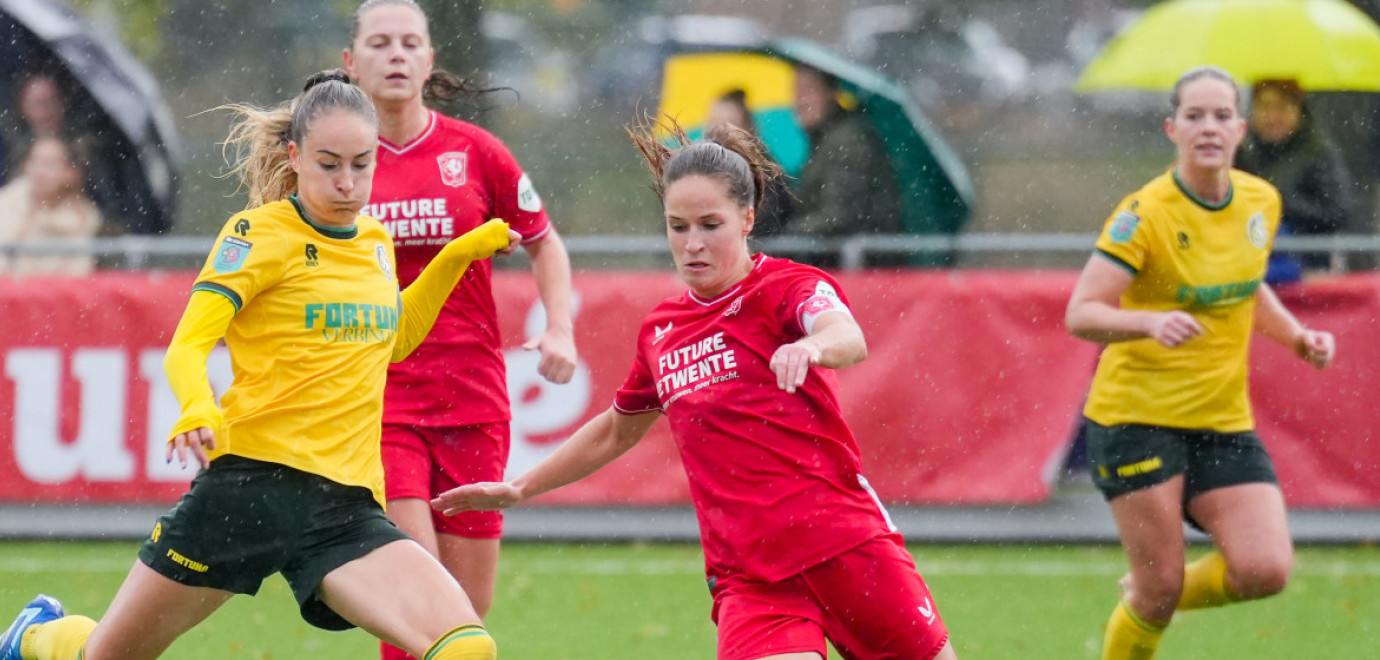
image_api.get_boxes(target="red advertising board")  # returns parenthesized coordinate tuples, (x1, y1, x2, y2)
(1, 270, 1376, 507)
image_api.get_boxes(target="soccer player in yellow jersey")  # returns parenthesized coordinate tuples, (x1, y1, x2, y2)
(1066, 66, 1337, 660)
(0, 71, 517, 660)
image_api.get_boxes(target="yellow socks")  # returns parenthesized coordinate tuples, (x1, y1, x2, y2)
(424, 624, 496, 660)
(1178, 551, 1239, 610)
(20, 615, 96, 660)
(1102, 600, 1166, 660)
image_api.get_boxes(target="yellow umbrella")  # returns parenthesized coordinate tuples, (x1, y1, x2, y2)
(1077, 0, 1380, 91)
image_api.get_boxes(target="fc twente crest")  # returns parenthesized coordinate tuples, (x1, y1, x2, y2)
(437, 151, 468, 188)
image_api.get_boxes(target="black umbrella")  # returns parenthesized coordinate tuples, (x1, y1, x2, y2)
(0, 0, 178, 234)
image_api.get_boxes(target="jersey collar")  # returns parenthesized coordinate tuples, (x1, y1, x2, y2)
(1172, 170, 1233, 211)
(687, 253, 766, 306)
(289, 195, 358, 240)
(378, 110, 437, 155)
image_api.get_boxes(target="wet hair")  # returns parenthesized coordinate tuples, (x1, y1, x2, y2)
(627, 115, 782, 214)
(349, 0, 495, 109)
(218, 69, 378, 208)
(1170, 66, 1240, 114)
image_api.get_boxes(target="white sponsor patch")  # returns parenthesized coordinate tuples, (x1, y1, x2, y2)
(375, 244, 393, 280)
(517, 172, 543, 213)
(1247, 211, 1269, 249)
(801, 281, 851, 334)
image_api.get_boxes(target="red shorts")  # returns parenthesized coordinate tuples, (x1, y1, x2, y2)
(711, 533, 949, 660)
(381, 423, 509, 539)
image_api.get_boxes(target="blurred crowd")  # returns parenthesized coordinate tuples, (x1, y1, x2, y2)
(0, 0, 1374, 280)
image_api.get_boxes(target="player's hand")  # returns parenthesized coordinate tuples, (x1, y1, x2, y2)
(167, 426, 216, 469)
(1146, 311, 1203, 348)
(522, 327, 577, 384)
(449, 219, 513, 261)
(495, 229, 522, 257)
(1294, 329, 1336, 370)
(432, 482, 523, 515)
(770, 341, 822, 393)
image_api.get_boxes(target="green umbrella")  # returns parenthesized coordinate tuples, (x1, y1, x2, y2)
(657, 38, 974, 249)
(764, 38, 975, 240)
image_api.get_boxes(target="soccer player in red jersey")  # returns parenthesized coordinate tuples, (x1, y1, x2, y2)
(434, 121, 958, 660)
(343, 1, 577, 653)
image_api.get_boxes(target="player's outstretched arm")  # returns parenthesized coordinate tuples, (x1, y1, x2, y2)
(393, 219, 517, 361)
(1254, 283, 1336, 370)
(432, 407, 658, 515)
(163, 290, 236, 468)
(770, 311, 866, 393)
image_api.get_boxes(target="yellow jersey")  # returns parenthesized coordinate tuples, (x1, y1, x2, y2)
(1084, 170, 1281, 432)
(190, 197, 399, 504)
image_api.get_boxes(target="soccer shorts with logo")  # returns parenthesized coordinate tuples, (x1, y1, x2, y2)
(381, 423, 509, 538)
(138, 455, 409, 630)
(1085, 418, 1278, 503)
(711, 533, 950, 660)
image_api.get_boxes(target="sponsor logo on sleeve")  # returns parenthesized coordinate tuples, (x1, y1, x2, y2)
(212, 236, 252, 274)
(1247, 211, 1268, 249)
(804, 296, 836, 316)
(517, 172, 543, 213)
(1109, 211, 1139, 244)
(813, 280, 840, 299)
(437, 151, 468, 187)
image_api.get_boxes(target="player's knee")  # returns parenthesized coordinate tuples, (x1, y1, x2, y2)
(1230, 554, 1292, 600)
(1134, 566, 1185, 612)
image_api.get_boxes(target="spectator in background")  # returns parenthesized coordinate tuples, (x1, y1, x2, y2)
(4, 73, 70, 177)
(705, 88, 794, 236)
(0, 136, 101, 277)
(4, 68, 168, 236)
(1235, 79, 1356, 284)
(783, 64, 904, 268)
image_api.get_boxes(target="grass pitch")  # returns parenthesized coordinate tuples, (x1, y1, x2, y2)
(0, 541, 1375, 658)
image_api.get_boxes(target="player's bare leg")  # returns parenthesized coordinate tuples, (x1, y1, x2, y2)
(386, 498, 440, 556)
(1187, 483, 1292, 601)
(82, 562, 232, 660)
(438, 535, 500, 619)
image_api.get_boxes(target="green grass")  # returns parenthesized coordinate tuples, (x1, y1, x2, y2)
(1, 542, 1376, 658)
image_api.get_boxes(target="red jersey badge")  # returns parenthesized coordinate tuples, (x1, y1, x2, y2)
(437, 151, 468, 187)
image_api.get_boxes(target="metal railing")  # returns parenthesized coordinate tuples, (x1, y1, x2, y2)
(4, 234, 1380, 271)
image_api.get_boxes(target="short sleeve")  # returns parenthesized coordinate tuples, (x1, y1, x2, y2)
(478, 132, 552, 244)
(190, 213, 288, 312)
(1093, 196, 1152, 276)
(782, 270, 854, 337)
(612, 337, 662, 415)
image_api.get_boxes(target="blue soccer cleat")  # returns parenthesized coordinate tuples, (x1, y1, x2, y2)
(0, 595, 64, 660)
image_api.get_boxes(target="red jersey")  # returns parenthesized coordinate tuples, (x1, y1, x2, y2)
(614, 255, 894, 583)
(368, 111, 552, 427)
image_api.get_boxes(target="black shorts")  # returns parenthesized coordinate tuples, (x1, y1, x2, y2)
(1085, 418, 1278, 507)
(138, 455, 409, 630)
